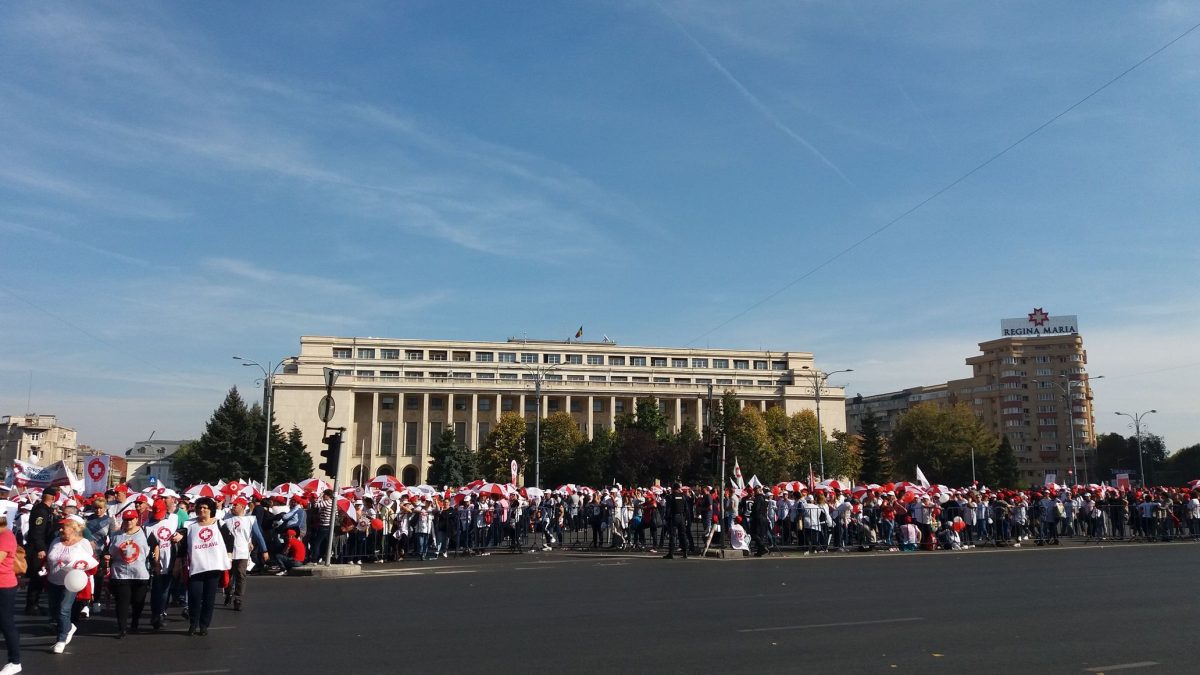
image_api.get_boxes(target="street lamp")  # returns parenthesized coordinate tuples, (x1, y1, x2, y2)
(1114, 409, 1156, 487)
(800, 366, 853, 480)
(1033, 374, 1102, 486)
(233, 356, 297, 488)
(519, 361, 562, 488)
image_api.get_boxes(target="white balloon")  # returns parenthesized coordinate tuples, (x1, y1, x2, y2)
(64, 568, 88, 593)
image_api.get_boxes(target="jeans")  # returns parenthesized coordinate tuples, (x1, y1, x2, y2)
(0, 585, 18, 665)
(310, 528, 330, 564)
(415, 532, 430, 560)
(150, 574, 172, 625)
(879, 520, 895, 547)
(111, 578, 149, 632)
(47, 582, 75, 641)
(225, 559, 248, 607)
(278, 555, 304, 571)
(186, 570, 222, 630)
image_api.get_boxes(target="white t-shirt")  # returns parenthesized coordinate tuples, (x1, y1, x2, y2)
(223, 514, 257, 560)
(186, 521, 231, 575)
(148, 516, 179, 573)
(47, 539, 99, 585)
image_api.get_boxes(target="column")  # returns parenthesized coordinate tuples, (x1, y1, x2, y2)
(609, 396, 616, 429)
(541, 394, 548, 420)
(697, 396, 705, 429)
(674, 398, 682, 433)
(760, 400, 767, 413)
(420, 392, 430, 482)
(470, 392, 479, 451)
(367, 391, 378, 481)
(587, 395, 594, 440)
(519, 394, 526, 421)
(495, 393, 502, 424)
(738, 399, 745, 410)
(564, 394, 572, 424)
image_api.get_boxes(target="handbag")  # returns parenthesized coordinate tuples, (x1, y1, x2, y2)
(220, 569, 231, 588)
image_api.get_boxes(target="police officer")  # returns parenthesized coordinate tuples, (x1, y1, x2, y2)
(25, 486, 59, 613)
(662, 483, 691, 560)
(750, 486, 770, 557)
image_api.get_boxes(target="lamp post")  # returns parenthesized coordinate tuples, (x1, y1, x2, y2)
(519, 361, 562, 488)
(1034, 375, 1102, 486)
(1115, 409, 1156, 487)
(800, 366, 853, 481)
(233, 356, 296, 488)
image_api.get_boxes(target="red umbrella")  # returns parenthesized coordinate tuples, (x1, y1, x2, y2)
(819, 479, 843, 492)
(776, 481, 806, 493)
(299, 478, 332, 494)
(473, 482, 508, 497)
(184, 483, 219, 499)
(272, 482, 304, 498)
(367, 475, 404, 491)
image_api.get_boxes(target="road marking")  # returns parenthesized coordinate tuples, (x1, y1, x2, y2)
(1084, 662, 1159, 672)
(159, 670, 232, 675)
(739, 617, 923, 633)
(433, 570, 475, 574)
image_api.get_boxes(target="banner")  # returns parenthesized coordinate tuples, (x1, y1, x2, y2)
(83, 455, 111, 495)
(1044, 473, 1057, 486)
(11, 459, 84, 492)
(510, 460, 518, 486)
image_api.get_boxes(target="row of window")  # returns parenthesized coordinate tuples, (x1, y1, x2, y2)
(370, 419, 619, 456)
(376, 394, 702, 415)
(332, 347, 787, 371)
(336, 368, 782, 386)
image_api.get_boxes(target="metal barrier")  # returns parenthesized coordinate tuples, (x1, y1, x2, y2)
(282, 499, 1200, 565)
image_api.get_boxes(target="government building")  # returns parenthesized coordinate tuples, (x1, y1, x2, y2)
(846, 310, 1098, 485)
(271, 336, 848, 486)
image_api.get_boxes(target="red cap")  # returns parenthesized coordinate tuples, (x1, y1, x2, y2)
(115, 483, 130, 493)
(233, 497, 249, 506)
(121, 510, 138, 520)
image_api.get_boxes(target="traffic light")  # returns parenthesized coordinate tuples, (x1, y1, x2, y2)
(319, 431, 343, 479)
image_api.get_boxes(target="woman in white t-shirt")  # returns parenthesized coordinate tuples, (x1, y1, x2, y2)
(46, 515, 99, 654)
(173, 497, 232, 636)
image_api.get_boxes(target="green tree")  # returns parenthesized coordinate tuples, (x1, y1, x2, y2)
(991, 435, 1019, 488)
(857, 413, 890, 483)
(172, 387, 259, 487)
(573, 428, 615, 487)
(538, 412, 583, 487)
(890, 402, 998, 487)
(271, 425, 313, 484)
(824, 429, 862, 482)
(728, 406, 772, 481)
(632, 397, 670, 440)
(477, 414, 528, 483)
(1164, 443, 1200, 486)
(1093, 432, 1129, 480)
(428, 428, 476, 487)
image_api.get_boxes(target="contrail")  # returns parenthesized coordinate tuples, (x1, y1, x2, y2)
(656, 4, 856, 188)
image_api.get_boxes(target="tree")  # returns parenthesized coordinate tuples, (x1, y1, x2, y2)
(476, 414, 528, 483)
(728, 406, 772, 481)
(991, 435, 1019, 488)
(857, 413, 890, 482)
(1164, 443, 1200, 486)
(824, 429, 861, 483)
(172, 387, 259, 487)
(538, 412, 583, 487)
(1093, 432, 1129, 480)
(272, 426, 313, 484)
(890, 402, 998, 487)
(573, 428, 615, 487)
(631, 397, 670, 440)
(428, 429, 475, 487)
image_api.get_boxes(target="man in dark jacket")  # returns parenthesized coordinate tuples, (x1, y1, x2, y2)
(25, 486, 60, 613)
(662, 484, 691, 559)
(750, 487, 770, 557)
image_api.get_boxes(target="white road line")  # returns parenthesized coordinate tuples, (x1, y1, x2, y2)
(433, 570, 475, 575)
(739, 617, 923, 633)
(1084, 662, 1159, 672)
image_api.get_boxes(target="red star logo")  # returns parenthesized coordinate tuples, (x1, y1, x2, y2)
(1028, 308, 1050, 326)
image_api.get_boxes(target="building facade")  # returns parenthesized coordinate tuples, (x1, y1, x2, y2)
(847, 314, 1097, 484)
(124, 439, 192, 490)
(271, 336, 848, 486)
(0, 414, 80, 474)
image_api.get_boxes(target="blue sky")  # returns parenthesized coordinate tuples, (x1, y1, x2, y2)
(1, 1, 1197, 455)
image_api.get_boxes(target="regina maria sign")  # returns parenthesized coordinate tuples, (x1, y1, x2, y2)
(1001, 308, 1079, 337)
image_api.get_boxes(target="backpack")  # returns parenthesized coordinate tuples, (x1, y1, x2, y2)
(483, 509, 494, 525)
(12, 546, 26, 576)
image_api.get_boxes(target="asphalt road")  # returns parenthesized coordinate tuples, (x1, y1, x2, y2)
(16, 540, 1200, 674)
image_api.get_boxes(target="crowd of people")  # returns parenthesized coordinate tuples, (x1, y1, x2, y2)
(3, 475, 1198, 671)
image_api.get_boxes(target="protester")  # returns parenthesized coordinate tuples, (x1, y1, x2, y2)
(106, 509, 157, 638)
(176, 497, 232, 636)
(0, 510, 20, 675)
(46, 515, 98, 654)
(276, 529, 306, 575)
(221, 497, 269, 611)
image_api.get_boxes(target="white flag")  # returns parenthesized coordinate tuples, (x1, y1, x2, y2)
(12, 459, 83, 492)
(747, 475, 763, 489)
(83, 455, 111, 495)
(733, 458, 745, 490)
(915, 465, 930, 488)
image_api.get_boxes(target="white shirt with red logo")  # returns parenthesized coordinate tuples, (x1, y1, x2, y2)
(108, 529, 152, 580)
(223, 514, 256, 560)
(148, 515, 179, 573)
(186, 521, 231, 575)
(46, 539, 99, 585)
